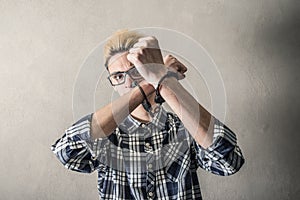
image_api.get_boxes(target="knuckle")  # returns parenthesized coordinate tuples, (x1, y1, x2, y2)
(149, 36, 159, 45)
(149, 36, 157, 41)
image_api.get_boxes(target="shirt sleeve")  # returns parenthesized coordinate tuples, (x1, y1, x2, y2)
(51, 113, 109, 173)
(193, 118, 245, 176)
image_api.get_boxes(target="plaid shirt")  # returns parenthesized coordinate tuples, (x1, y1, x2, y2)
(51, 107, 244, 199)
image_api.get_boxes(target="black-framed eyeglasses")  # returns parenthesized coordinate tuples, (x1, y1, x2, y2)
(107, 67, 143, 86)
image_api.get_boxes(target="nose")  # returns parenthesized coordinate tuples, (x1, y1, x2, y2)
(124, 75, 134, 88)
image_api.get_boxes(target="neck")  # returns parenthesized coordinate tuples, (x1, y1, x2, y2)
(131, 93, 156, 123)
(131, 105, 152, 123)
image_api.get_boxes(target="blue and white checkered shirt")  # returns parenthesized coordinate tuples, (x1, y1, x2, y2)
(51, 107, 244, 199)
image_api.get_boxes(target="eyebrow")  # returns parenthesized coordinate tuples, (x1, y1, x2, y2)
(109, 70, 124, 76)
(109, 66, 135, 76)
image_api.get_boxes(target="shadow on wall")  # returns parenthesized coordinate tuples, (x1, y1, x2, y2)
(249, 0, 300, 129)
(255, 1, 300, 66)
(252, 1, 300, 198)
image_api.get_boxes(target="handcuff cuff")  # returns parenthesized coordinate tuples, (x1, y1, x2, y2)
(136, 71, 179, 117)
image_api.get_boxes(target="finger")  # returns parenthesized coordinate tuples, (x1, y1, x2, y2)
(129, 47, 144, 54)
(167, 61, 181, 71)
(164, 55, 178, 66)
(165, 55, 187, 72)
(171, 61, 187, 73)
(138, 36, 156, 42)
(127, 53, 143, 67)
(133, 41, 147, 48)
(178, 64, 187, 73)
(164, 54, 174, 61)
(138, 36, 159, 48)
(128, 47, 151, 64)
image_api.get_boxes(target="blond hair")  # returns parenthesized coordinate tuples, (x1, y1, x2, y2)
(104, 29, 144, 68)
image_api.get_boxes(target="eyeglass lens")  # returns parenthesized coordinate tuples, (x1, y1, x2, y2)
(108, 67, 143, 86)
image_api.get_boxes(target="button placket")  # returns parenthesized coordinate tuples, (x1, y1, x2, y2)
(143, 125, 155, 200)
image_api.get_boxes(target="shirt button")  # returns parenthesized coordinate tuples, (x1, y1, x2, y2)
(151, 181, 155, 184)
(148, 164, 152, 169)
(148, 192, 153, 197)
(141, 123, 146, 128)
(145, 143, 150, 148)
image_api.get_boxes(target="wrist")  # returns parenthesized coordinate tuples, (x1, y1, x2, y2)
(154, 71, 179, 104)
(159, 77, 179, 95)
(139, 81, 155, 96)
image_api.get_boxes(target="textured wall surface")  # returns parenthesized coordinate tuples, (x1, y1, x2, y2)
(0, 0, 299, 199)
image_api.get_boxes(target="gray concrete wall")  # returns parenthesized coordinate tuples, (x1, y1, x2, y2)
(0, 0, 299, 199)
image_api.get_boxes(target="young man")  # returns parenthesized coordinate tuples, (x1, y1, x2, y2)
(51, 30, 244, 199)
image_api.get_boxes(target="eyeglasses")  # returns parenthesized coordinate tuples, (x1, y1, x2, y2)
(107, 67, 143, 86)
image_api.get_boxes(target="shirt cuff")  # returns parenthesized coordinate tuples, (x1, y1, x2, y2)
(71, 113, 108, 161)
(198, 118, 237, 160)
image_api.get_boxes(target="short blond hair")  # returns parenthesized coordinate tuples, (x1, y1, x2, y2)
(104, 29, 144, 68)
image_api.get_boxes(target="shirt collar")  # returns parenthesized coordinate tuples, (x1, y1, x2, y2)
(118, 105, 168, 134)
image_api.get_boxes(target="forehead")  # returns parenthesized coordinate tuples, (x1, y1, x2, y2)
(107, 52, 133, 73)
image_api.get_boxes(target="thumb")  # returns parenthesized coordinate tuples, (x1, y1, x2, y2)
(127, 53, 143, 68)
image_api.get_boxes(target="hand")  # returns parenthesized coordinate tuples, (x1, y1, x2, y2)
(163, 54, 187, 80)
(127, 36, 168, 88)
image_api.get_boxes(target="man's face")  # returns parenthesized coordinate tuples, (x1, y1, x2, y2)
(107, 52, 142, 96)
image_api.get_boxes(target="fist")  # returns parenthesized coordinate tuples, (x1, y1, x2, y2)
(127, 36, 167, 88)
(163, 54, 187, 80)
